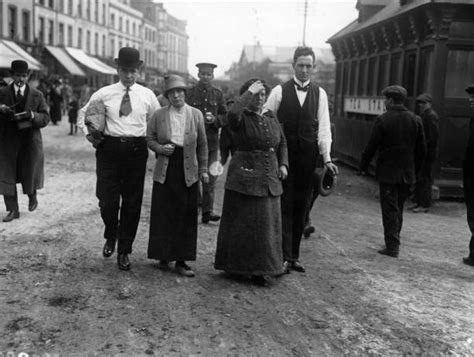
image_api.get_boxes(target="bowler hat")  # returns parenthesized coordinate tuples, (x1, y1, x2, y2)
(164, 75, 187, 96)
(382, 85, 407, 101)
(466, 85, 474, 95)
(196, 62, 217, 71)
(416, 93, 432, 103)
(317, 166, 337, 197)
(115, 47, 142, 69)
(10, 60, 29, 74)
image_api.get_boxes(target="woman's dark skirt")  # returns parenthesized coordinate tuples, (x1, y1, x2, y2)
(148, 147, 198, 261)
(214, 189, 284, 276)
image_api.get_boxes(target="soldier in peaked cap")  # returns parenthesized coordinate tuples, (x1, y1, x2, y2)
(462, 84, 474, 266)
(81, 47, 160, 271)
(409, 93, 439, 213)
(0, 60, 50, 222)
(186, 62, 227, 224)
(360, 85, 426, 258)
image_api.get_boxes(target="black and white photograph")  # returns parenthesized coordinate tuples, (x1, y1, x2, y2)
(0, 0, 473, 355)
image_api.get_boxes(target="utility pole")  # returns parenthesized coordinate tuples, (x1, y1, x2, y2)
(302, 0, 308, 46)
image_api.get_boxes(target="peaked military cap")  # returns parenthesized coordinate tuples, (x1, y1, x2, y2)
(382, 85, 407, 101)
(196, 63, 217, 71)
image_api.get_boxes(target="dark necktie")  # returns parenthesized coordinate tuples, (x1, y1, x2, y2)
(119, 87, 132, 117)
(295, 82, 309, 92)
(16, 89, 24, 103)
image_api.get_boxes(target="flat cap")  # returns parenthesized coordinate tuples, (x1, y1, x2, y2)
(416, 93, 432, 103)
(466, 84, 474, 94)
(382, 85, 407, 100)
(196, 62, 217, 71)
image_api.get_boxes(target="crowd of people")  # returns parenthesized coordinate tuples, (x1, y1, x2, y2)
(1, 45, 473, 288)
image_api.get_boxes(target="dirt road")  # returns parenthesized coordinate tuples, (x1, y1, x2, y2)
(1, 120, 473, 356)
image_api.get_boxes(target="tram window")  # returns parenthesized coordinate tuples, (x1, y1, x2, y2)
(358, 59, 367, 96)
(390, 53, 402, 85)
(350, 60, 357, 95)
(377, 55, 389, 95)
(418, 47, 434, 94)
(445, 50, 474, 97)
(343, 61, 350, 95)
(404, 51, 417, 97)
(367, 57, 377, 96)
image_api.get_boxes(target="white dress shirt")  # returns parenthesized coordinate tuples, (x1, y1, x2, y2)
(263, 76, 332, 163)
(13, 84, 26, 97)
(169, 105, 186, 147)
(78, 81, 160, 137)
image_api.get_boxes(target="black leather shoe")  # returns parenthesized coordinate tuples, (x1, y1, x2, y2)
(117, 254, 131, 270)
(202, 212, 221, 223)
(462, 257, 474, 267)
(102, 239, 116, 258)
(303, 224, 315, 238)
(282, 260, 291, 274)
(3, 211, 19, 222)
(291, 260, 306, 273)
(378, 248, 399, 258)
(28, 194, 38, 212)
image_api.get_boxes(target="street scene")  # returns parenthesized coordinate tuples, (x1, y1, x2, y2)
(1, 0, 474, 356)
(0, 120, 473, 355)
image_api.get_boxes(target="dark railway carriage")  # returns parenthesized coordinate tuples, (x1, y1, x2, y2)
(327, 0, 474, 197)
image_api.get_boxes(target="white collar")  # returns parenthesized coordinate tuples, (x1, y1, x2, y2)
(293, 76, 310, 88)
(14, 84, 26, 94)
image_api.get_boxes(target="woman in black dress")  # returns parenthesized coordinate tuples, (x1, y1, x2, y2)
(146, 75, 209, 277)
(214, 78, 288, 286)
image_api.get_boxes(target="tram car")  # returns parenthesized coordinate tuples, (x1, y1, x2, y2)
(327, 0, 474, 197)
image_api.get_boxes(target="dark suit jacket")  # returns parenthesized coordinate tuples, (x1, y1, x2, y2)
(0, 84, 50, 195)
(360, 104, 426, 185)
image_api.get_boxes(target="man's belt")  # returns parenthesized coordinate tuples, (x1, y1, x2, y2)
(103, 135, 146, 143)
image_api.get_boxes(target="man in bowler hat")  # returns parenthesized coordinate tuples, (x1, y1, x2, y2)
(186, 63, 227, 223)
(360, 85, 426, 258)
(0, 60, 50, 222)
(82, 47, 160, 270)
(462, 84, 474, 266)
(410, 93, 439, 213)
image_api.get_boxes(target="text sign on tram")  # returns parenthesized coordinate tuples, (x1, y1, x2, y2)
(344, 97, 386, 115)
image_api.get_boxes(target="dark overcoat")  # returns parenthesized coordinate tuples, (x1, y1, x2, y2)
(0, 84, 50, 195)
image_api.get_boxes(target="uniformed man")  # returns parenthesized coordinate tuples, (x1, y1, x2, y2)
(360, 85, 426, 258)
(462, 84, 474, 267)
(186, 63, 227, 223)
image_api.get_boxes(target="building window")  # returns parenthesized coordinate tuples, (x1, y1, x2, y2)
(7, 6, 17, 39)
(58, 0, 64, 12)
(358, 59, 367, 95)
(102, 34, 106, 57)
(367, 57, 377, 96)
(78, 28, 83, 48)
(86, 30, 91, 53)
(445, 49, 474, 97)
(102, 4, 106, 24)
(403, 51, 417, 97)
(418, 47, 434, 95)
(48, 19, 54, 44)
(78, 1, 82, 17)
(67, 25, 73, 46)
(133, 23, 136, 36)
(389, 52, 402, 85)
(59, 23, 65, 45)
(377, 55, 389, 95)
(68, 0, 73, 15)
(39, 17, 45, 43)
(95, 0, 99, 22)
(126, 20, 129, 34)
(39, 0, 45, 5)
(49, 0, 54, 8)
(119, 17, 122, 31)
(94, 32, 99, 55)
(22, 10, 30, 42)
(111, 37, 115, 57)
(110, 14, 115, 28)
(87, 0, 91, 20)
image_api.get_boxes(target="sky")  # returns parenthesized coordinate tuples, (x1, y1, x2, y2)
(162, 0, 359, 77)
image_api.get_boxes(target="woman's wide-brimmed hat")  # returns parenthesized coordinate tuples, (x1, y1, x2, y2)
(164, 75, 187, 96)
(114, 47, 143, 69)
(316, 165, 337, 197)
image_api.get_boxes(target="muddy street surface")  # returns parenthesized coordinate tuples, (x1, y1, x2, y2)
(1, 121, 473, 356)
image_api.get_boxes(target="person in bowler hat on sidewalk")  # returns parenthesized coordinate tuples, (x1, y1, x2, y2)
(0, 60, 50, 222)
(360, 85, 426, 258)
(82, 47, 160, 270)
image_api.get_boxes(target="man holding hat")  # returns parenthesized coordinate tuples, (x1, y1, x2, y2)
(360, 85, 426, 258)
(82, 47, 160, 270)
(410, 93, 439, 213)
(186, 62, 227, 223)
(264, 46, 338, 273)
(462, 84, 474, 266)
(0, 60, 50, 222)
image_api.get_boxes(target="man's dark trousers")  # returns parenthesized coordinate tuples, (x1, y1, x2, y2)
(379, 182, 410, 253)
(282, 149, 316, 262)
(464, 170, 474, 260)
(95, 137, 148, 254)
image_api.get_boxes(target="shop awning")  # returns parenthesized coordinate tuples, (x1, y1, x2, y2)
(0, 40, 41, 70)
(65, 47, 116, 75)
(45, 46, 86, 76)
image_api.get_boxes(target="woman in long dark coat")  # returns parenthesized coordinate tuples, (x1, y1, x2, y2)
(214, 78, 288, 286)
(48, 80, 63, 125)
(146, 75, 209, 277)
